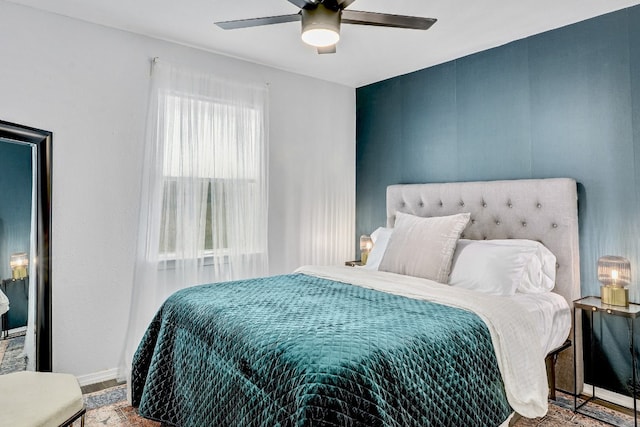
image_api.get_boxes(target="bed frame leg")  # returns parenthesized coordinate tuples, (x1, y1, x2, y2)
(545, 339, 571, 400)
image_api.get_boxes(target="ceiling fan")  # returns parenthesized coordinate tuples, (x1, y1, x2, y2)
(215, 0, 437, 54)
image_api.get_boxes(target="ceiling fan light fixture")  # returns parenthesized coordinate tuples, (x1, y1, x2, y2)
(302, 28, 340, 47)
(215, 1, 438, 55)
(301, 5, 341, 48)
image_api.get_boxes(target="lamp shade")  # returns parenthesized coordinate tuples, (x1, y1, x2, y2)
(360, 235, 373, 265)
(597, 255, 631, 288)
(301, 5, 341, 48)
(10, 252, 29, 280)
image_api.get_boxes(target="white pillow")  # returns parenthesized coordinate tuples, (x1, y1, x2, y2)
(362, 227, 393, 270)
(448, 239, 556, 296)
(378, 212, 470, 283)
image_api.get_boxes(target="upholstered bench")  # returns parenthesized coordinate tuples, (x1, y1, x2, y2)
(0, 371, 85, 426)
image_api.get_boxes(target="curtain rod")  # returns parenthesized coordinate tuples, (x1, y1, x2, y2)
(148, 57, 270, 87)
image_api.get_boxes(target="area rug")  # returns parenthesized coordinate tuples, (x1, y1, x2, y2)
(0, 334, 27, 374)
(84, 386, 635, 427)
(84, 385, 160, 426)
(513, 391, 635, 426)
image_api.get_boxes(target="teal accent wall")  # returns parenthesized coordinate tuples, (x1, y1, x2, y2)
(0, 139, 33, 280)
(356, 5, 640, 395)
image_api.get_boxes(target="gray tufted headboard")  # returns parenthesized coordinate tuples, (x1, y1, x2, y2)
(386, 178, 581, 392)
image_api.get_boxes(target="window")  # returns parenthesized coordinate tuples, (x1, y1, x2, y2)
(157, 91, 267, 260)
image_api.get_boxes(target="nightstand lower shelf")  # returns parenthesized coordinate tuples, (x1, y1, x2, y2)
(574, 296, 640, 427)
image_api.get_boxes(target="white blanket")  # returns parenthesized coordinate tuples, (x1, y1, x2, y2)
(296, 265, 548, 419)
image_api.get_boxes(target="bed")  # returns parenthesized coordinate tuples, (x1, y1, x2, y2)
(131, 178, 581, 426)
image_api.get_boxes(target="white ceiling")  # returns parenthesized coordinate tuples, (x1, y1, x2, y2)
(7, 0, 640, 87)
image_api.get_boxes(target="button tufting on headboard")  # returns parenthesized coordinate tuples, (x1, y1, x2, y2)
(386, 179, 579, 307)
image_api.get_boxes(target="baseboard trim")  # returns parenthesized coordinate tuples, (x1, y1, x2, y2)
(583, 382, 640, 410)
(76, 368, 119, 386)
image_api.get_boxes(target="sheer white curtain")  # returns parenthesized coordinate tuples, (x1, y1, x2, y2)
(120, 60, 269, 387)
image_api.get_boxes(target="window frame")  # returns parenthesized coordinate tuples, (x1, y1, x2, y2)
(156, 89, 267, 263)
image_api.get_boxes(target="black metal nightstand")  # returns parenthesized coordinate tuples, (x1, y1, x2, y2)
(574, 296, 640, 426)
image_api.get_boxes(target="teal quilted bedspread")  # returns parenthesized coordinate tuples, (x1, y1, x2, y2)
(132, 273, 512, 426)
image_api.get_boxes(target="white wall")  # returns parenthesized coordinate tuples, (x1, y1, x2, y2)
(0, 1, 355, 378)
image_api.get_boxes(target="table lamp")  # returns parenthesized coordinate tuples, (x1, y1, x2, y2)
(598, 255, 631, 307)
(360, 235, 373, 265)
(10, 252, 29, 280)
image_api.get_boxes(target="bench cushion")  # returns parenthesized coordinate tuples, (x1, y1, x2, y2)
(0, 371, 84, 427)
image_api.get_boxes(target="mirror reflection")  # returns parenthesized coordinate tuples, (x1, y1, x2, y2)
(0, 138, 36, 373)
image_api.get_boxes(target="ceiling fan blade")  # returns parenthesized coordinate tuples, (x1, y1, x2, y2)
(341, 10, 436, 30)
(317, 45, 336, 54)
(287, 0, 319, 10)
(215, 14, 301, 30)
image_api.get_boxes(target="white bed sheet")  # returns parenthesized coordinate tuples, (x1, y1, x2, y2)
(511, 291, 571, 356)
